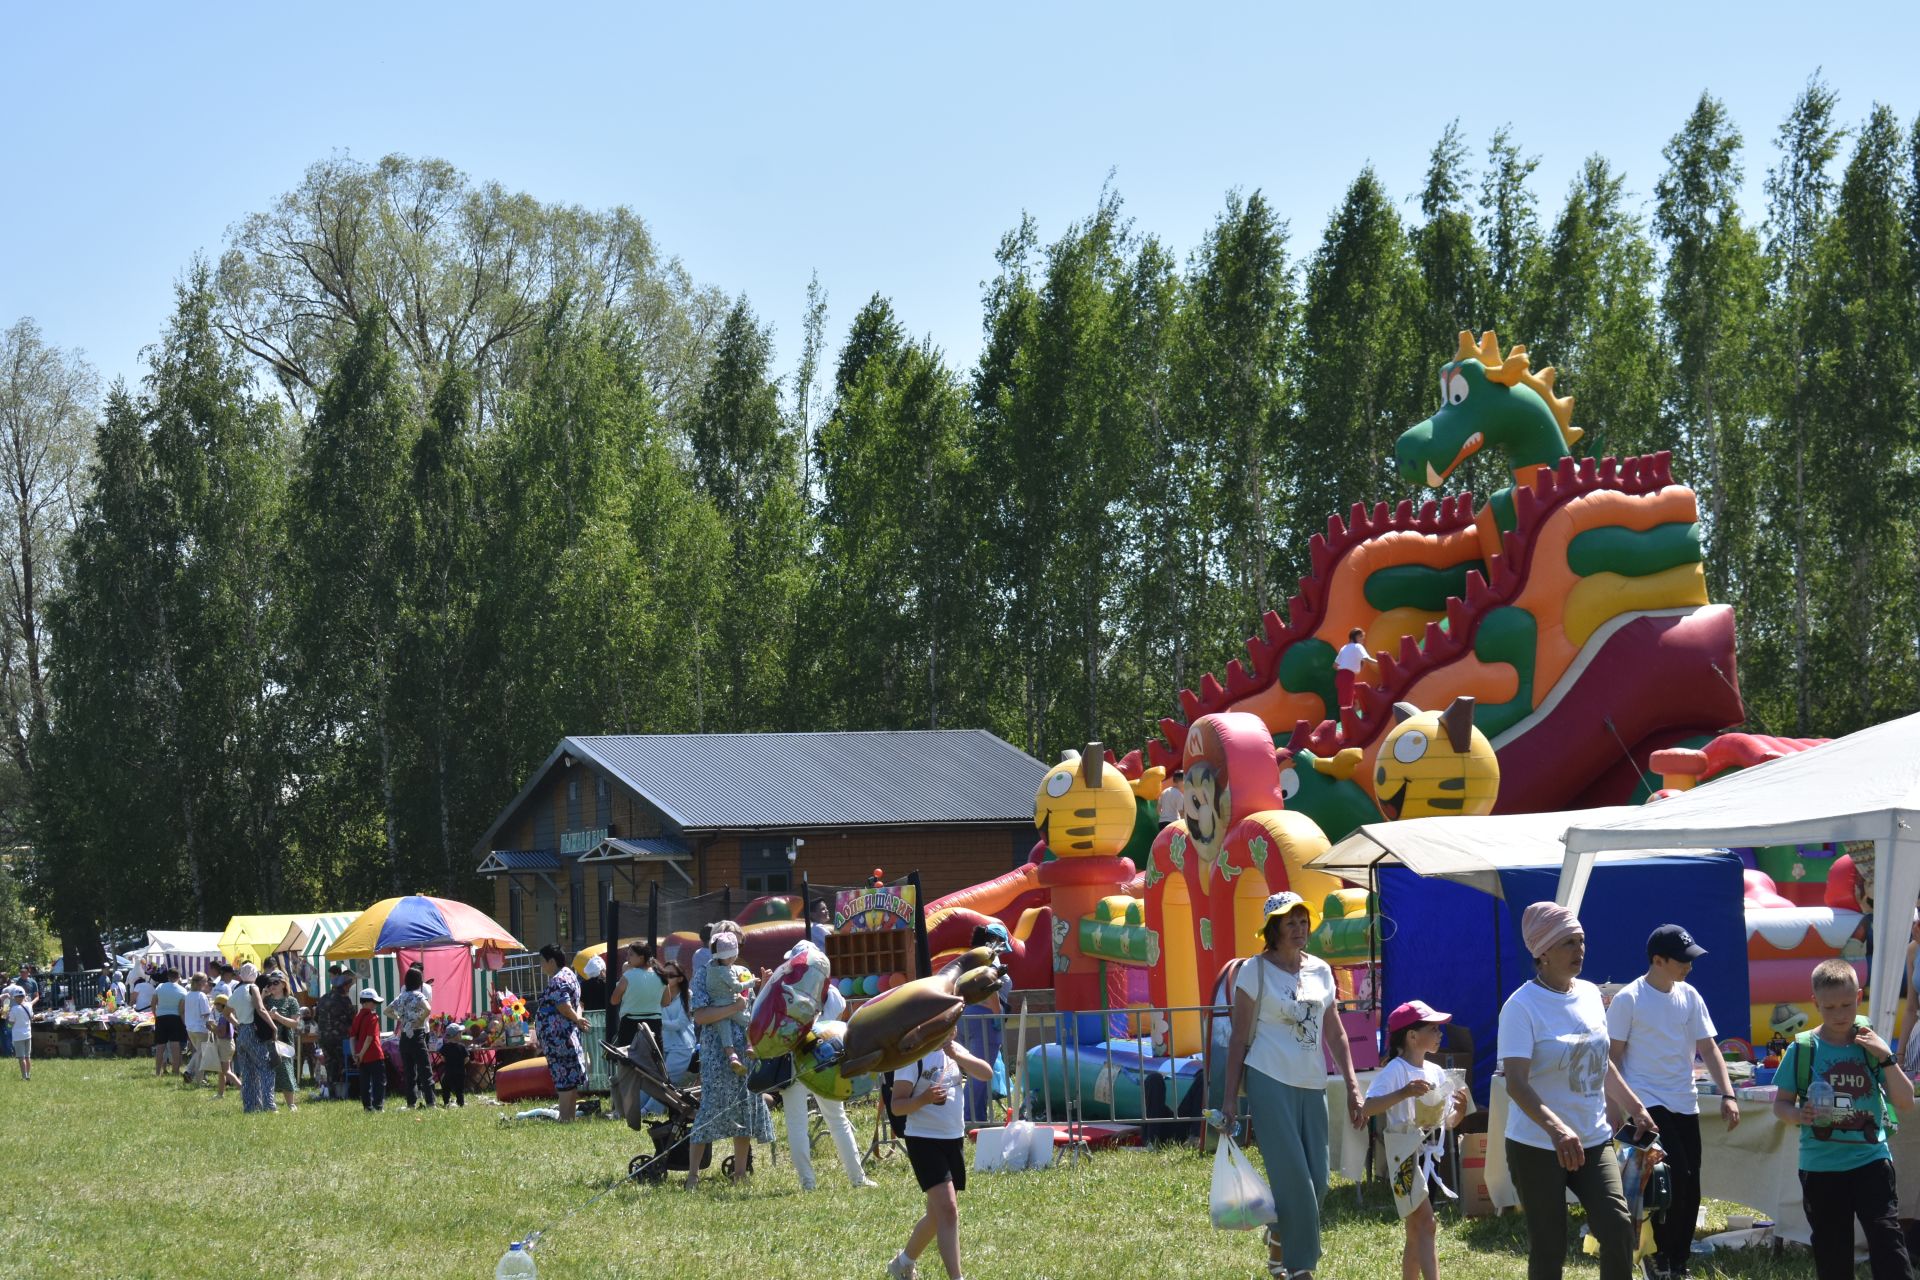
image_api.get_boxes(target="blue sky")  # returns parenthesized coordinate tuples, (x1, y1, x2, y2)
(4, 3, 1917, 399)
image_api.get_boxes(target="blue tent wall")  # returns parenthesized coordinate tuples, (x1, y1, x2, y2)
(1382, 853, 1748, 1103)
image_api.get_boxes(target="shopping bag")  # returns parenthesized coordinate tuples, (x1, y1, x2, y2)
(1210, 1135, 1276, 1230)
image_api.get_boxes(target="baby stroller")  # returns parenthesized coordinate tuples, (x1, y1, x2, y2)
(602, 1026, 718, 1183)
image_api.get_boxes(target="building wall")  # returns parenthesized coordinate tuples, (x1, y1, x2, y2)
(706, 825, 1034, 902)
(492, 823, 1034, 953)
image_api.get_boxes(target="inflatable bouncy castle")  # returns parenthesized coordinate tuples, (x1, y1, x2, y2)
(928, 330, 1775, 1066)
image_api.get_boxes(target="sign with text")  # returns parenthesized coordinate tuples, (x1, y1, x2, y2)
(560, 827, 608, 856)
(834, 884, 916, 932)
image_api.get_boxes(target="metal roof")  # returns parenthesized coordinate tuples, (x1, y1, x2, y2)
(476, 849, 561, 875)
(567, 731, 1046, 830)
(470, 730, 1046, 861)
(577, 836, 691, 863)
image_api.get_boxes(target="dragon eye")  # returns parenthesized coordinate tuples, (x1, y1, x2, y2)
(1447, 376, 1469, 406)
(1045, 772, 1073, 798)
(1392, 730, 1429, 765)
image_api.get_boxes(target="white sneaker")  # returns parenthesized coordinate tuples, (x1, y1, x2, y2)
(886, 1251, 917, 1280)
(853, 1177, 879, 1188)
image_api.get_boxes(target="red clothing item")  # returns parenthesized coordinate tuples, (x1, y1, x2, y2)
(351, 1008, 386, 1062)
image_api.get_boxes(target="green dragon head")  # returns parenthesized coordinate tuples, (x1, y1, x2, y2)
(1395, 331, 1581, 490)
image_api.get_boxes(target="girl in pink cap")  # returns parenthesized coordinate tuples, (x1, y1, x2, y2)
(1362, 1001, 1472, 1280)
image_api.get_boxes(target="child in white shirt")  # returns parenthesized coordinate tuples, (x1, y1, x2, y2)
(5, 984, 32, 1080)
(1362, 1000, 1471, 1280)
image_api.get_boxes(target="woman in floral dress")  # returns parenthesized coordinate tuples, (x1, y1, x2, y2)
(535, 944, 592, 1122)
(684, 930, 772, 1189)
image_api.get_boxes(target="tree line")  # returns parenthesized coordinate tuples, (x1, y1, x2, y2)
(5, 79, 1919, 962)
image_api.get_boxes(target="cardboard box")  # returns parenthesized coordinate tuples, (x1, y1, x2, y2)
(1458, 1132, 1497, 1217)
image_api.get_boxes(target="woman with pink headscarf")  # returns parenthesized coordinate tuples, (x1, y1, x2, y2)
(1497, 902, 1658, 1280)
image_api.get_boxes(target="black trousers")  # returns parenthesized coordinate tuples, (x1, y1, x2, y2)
(1801, 1158, 1911, 1280)
(398, 1031, 434, 1107)
(1647, 1107, 1702, 1269)
(439, 1046, 467, 1105)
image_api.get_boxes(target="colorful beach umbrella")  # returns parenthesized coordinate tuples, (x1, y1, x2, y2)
(327, 895, 521, 966)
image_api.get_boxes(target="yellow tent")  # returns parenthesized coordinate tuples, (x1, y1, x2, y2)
(218, 914, 309, 967)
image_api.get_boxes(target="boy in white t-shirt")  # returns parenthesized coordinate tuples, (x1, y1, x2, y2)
(1606, 923, 1739, 1280)
(887, 1039, 994, 1280)
(1362, 1000, 1471, 1280)
(1334, 627, 1369, 710)
(5, 984, 31, 1079)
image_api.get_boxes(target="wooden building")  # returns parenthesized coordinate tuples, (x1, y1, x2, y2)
(473, 731, 1046, 954)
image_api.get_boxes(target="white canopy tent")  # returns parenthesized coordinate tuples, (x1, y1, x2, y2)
(1310, 809, 1697, 895)
(126, 930, 227, 976)
(1561, 709, 1920, 1034)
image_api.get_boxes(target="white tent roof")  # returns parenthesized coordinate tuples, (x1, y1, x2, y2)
(1560, 709, 1920, 1034)
(130, 930, 224, 958)
(1309, 809, 1700, 897)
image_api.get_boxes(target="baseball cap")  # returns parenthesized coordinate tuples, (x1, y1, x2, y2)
(1387, 1000, 1453, 1035)
(359, 988, 382, 1003)
(1261, 891, 1309, 923)
(213, 994, 229, 1006)
(1647, 924, 1706, 962)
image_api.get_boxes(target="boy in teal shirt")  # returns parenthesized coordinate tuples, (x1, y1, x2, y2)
(1773, 958, 1915, 1280)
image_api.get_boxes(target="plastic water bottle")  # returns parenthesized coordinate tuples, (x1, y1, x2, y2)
(495, 1241, 537, 1278)
(1806, 1078, 1835, 1126)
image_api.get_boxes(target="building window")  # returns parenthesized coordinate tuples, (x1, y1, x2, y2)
(568, 779, 579, 802)
(742, 870, 791, 895)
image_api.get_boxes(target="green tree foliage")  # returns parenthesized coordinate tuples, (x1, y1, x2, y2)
(1292, 168, 1426, 532)
(804, 297, 985, 731)
(1802, 105, 1918, 730)
(39, 270, 289, 946)
(1520, 156, 1669, 464)
(685, 300, 810, 732)
(1654, 93, 1768, 605)
(1479, 126, 1543, 332)
(1756, 76, 1845, 734)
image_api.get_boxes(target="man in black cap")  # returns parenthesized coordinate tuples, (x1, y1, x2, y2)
(1606, 924, 1739, 1279)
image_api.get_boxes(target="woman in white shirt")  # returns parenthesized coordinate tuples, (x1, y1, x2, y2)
(1222, 891, 1365, 1280)
(1498, 902, 1657, 1280)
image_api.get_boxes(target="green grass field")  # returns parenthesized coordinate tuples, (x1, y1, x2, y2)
(0, 1059, 1811, 1279)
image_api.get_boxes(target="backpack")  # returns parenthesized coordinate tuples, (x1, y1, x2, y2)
(880, 1069, 908, 1137)
(1791, 1018, 1899, 1140)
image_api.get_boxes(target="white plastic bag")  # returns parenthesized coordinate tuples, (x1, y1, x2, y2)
(1209, 1135, 1276, 1230)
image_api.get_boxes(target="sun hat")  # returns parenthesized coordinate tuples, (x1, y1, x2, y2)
(1261, 891, 1310, 923)
(213, 993, 229, 1006)
(359, 988, 382, 1003)
(236, 962, 259, 983)
(1387, 1000, 1453, 1035)
(1520, 902, 1584, 959)
(711, 932, 740, 960)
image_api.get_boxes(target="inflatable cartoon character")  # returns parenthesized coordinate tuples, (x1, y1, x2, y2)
(1033, 743, 1139, 1021)
(795, 946, 1005, 1099)
(1372, 696, 1500, 820)
(1145, 711, 1341, 1053)
(748, 940, 831, 1059)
